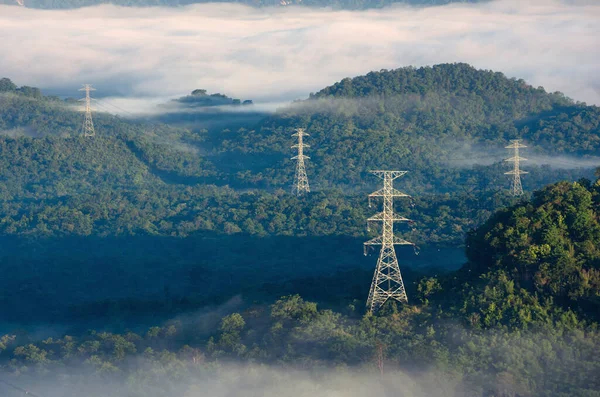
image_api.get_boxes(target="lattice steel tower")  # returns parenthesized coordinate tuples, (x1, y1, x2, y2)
(364, 171, 415, 313)
(79, 84, 96, 137)
(504, 140, 527, 196)
(291, 128, 310, 196)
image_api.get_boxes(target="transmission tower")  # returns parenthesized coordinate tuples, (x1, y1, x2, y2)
(504, 139, 527, 196)
(291, 128, 310, 196)
(79, 84, 96, 137)
(364, 170, 415, 313)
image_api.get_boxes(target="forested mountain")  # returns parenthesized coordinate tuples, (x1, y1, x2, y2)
(0, 75, 484, 325)
(211, 63, 600, 191)
(0, 0, 486, 10)
(1, 63, 599, 328)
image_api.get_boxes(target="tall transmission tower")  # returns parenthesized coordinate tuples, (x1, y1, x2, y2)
(79, 84, 96, 137)
(291, 128, 310, 196)
(364, 170, 415, 313)
(504, 139, 527, 196)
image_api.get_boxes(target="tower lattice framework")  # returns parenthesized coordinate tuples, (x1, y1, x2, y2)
(504, 139, 527, 196)
(79, 84, 96, 137)
(291, 128, 310, 196)
(364, 171, 415, 313)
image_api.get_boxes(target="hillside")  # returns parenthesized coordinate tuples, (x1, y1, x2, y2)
(464, 180, 600, 318)
(0, 77, 481, 325)
(0, 64, 598, 327)
(210, 63, 600, 192)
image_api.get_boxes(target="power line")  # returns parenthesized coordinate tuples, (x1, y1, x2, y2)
(94, 98, 137, 118)
(94, 98, 166, 133)
(0, 379, 42, 397)
(92, 101, 117, 115)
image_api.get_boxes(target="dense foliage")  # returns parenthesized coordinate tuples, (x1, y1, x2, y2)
(465, 180, 600, 317)
(1, 65, 599, 324)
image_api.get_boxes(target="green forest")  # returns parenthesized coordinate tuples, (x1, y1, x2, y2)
(1, 64, 600, 396)
(2, 181, 600, 396)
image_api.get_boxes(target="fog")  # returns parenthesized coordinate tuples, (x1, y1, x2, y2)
(0, 0, 599, 105)
(2, 325, 594, 397)
(0, 365, 457, 397)
(449, 152, 600, 169)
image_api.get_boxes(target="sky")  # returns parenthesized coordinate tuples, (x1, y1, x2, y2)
(0, 0, 598, 107)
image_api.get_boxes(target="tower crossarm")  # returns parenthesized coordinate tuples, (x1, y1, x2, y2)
(364, 236, 414, 246)
(292, 129, 309, 137)
(504, 170, 528, 175)
(370, 170, 407, 180)
(505, 141, 527, 149)
(291, 154, 310, 160)
(78, 85, 96, 92)
(367, 212, 411, 222)
(364, 236, 383, 246)
(368, 188, 410, 198)
(364, 236, 415, 257)
(504, 156, 528, 162)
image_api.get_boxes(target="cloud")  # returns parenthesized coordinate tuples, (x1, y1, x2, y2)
(0, 0, 598, 105)
(450, 154, 600, 169)
(445, 141, 600, 169)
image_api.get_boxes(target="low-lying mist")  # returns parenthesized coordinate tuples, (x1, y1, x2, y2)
(1, 365, 455, 397)
(448, 152, 600, 169)
(2, 321, 598, 397)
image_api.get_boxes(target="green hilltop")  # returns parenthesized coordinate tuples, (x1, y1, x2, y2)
(210, 63, 599, 191)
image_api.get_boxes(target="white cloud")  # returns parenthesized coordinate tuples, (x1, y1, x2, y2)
(0, 0, 598, 104)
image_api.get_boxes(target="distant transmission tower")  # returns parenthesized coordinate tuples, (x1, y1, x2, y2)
(364, 171, 415, 313)
(79, 84, 96, 137)
(291, 128, 310, 196)
(504, 139, 527, 196)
